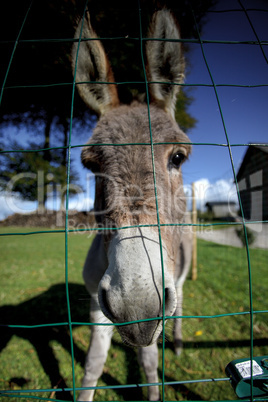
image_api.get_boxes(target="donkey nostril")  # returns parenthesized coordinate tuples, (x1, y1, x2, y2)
(164, 287, 176, 316)
(164, 288, 169, 309)
(100, 288, 109, 313)
(99, 288, 116, 322)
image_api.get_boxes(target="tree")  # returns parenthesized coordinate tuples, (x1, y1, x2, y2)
(1, 0, 215, 128)
(0, 0, 215, 209)
(0, 141, 80, 211)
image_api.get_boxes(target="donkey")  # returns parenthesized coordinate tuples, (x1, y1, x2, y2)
(72, 8, 192, 401)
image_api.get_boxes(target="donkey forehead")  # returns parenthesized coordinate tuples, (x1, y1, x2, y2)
(89, 103, 191, 161)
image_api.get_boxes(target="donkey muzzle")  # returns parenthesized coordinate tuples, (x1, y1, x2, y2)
(98, 228, 177, 346)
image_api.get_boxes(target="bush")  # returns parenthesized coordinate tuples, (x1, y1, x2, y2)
(235, 226, 256, 247)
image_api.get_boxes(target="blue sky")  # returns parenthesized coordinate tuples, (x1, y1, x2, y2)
(0, 0, 267, 219)
(180, 0, 268, 208)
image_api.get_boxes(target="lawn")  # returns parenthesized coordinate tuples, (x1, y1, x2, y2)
(0, 227, 267, 401)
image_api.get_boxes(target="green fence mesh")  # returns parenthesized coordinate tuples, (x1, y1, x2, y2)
(0, 1, 267, 401)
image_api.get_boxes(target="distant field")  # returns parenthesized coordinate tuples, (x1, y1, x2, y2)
(0, 227, 267, 401)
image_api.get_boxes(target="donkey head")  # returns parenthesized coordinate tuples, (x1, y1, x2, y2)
(72, 9, 191, 347)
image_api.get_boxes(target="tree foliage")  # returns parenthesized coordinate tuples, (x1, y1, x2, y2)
(0, 141, 80, 210)
(1, 0, 215, 126)
(0, 0, 215, 208)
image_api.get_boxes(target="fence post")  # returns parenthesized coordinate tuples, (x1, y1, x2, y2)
(192, 182, 197, 280)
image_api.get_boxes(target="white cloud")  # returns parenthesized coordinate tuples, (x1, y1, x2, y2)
(183, 178, 239, 211)
(0, 191, 94, 222)
(0, 192, 37, 220)
(194, 178, 239, 210)
(68, 196, 94, 212)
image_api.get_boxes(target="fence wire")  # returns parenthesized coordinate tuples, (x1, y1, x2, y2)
(0, 0, 267, 401)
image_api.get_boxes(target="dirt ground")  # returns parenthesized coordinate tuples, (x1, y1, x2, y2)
(0, 210, 96, 229)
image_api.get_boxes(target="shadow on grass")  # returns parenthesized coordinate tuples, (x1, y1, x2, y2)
(0, 283, 87, 400)
(0, 283, 142, 401)
(1, 283, 266, 401)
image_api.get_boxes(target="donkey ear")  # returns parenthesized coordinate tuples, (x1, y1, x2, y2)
(72, 11, 119, 115)
(146, 9, 185, 120)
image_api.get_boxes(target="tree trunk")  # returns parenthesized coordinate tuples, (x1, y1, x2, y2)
(62, 118, 69, 166)
(43, 110, 54, 162)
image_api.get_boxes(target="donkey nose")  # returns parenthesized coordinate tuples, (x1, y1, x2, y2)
(99, 283, 176, 323)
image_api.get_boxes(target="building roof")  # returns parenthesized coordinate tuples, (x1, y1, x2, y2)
(205, 201, 236, 206)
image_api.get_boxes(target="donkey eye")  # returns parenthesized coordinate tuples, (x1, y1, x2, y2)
(171, 152, 185, 168)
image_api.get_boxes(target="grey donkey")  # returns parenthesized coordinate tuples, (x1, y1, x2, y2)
(72, 8, 193, 401)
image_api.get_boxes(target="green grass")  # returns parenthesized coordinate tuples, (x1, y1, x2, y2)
(0, 227, 267, 401)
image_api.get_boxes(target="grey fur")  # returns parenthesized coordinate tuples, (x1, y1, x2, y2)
(73, 9, 193, 401)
